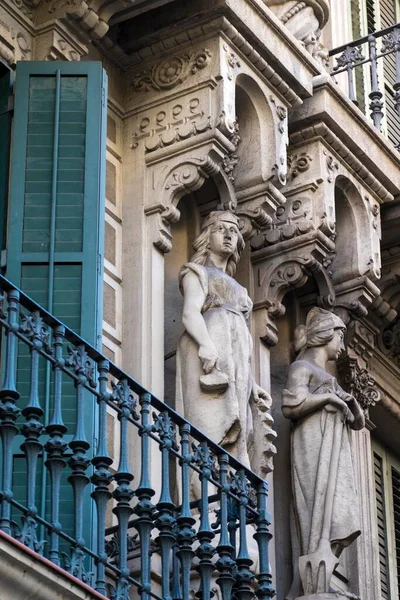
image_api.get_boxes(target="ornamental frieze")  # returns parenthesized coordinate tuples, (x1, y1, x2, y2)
(132, 49, 212, 92)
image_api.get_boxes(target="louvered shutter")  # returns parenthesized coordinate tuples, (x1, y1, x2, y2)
(379, 0, 400, 147)
(391, 466, 400, 598)
(374, 451, 391, 599)
(350, 0, 367, 109)
(0, 64, 13, 256)
(6, 61, 107, 554)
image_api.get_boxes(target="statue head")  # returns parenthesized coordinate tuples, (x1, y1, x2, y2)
(294, 308, 346, 360)
(190, 211, 245, 276)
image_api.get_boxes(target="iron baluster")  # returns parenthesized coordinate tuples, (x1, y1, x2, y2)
(382, 27, 400, 118)
(333, 45, 364, 104)
(253, 482, 274, 600)
(44, 324, 67, 565)
(66, 344, 95, 582)
(0, 289, 21, 535)
(112, 379, 136, 600)
(135, 392, 155, 600)
(193, 441, 216, 600)
(215, 454, 235, 600)
(368, 35, 384, 129)
(153, 411, 177, 600)
(176, 423, 196, 600)
(231, 470, 254, 600)
(19, 311, 50, 552)
(91, 359, 113, 595)
(172, 544, 183, 600)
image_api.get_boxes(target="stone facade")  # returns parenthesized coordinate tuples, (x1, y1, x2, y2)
(1, 0, 400, 599)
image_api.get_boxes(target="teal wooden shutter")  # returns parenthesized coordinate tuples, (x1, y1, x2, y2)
(0, 63, 13, 257)
(7, 61, 106, 345)
(6, 61, 107, 556)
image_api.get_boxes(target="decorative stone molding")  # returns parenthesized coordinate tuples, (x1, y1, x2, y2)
(289, 123, 394, 203)
(378, 318, 400, 366)
(371, 248, 400, 324)
(146, 155, 236, 253)
(132, 49, 212, 93)
(34, 25, 86, 60)
(250, 196, 335, 248)
(251, 230, 335, 346)
(34, 0, 124, 41)
(222, 42, 241, 80)
(0, 19, 16, 66)
(287, 152, 312, 180)
(8, 0, 40, 21)
(334, 277, 381, 326)
(125, 17, 302, 107)
(130, 96, 212, 153)
(338, 354, 380, 415)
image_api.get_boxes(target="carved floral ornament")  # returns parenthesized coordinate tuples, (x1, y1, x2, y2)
(132, 49, 212, 92)
(337, 354, 380, 414)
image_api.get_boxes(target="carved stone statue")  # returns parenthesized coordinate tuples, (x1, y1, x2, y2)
(175, 211, 272, 469)
(282, 308, 365, 599)
(264, 0, 330, 64)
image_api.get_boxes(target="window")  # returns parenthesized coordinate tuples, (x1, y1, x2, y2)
(372, 440, 400, 598)
(349, 0, 400, 147)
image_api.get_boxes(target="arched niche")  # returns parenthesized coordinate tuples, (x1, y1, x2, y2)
(163, 178, 221, 407)
(234, 74, 275, 190)
(332, 175, 373, 283)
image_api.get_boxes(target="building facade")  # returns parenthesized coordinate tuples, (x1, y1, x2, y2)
(0, 0, 400, 599)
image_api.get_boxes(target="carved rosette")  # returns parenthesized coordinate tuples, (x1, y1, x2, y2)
(132, 49, 212, 92)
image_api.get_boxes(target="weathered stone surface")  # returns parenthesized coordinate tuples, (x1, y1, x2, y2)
(282, 308, 364, 598)
(175, 211, 276, 473)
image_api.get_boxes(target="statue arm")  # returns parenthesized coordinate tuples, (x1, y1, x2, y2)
(282, 362, 350, 421)
(335, 385, 365, 431)
(181, 270, 218, 374)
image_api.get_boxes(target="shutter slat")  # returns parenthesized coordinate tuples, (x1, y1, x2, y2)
(7, 60, 107, 556)
(374, 452, 391, 600)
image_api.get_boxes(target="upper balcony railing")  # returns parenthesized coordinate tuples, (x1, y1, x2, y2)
(330, 23, 400, 148)
(0, 274, 274, 600)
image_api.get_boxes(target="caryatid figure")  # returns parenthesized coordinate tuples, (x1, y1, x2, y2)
(282, 307, 365, 599)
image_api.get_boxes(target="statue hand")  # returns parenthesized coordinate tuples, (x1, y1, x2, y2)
(252, 383, 272, 410)
(327, 394, 355, 424)
(198, 343, 219, 374)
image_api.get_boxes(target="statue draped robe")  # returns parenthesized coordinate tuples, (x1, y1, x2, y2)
(175, 262, 253, 467)
(282, 360, 361, 598)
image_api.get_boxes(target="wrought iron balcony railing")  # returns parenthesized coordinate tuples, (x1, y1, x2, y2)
(330, 23, 400, 148)
(0, 274, 274, 600)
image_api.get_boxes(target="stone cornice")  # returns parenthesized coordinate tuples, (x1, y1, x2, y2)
(121, 17, 303, 108)
(289, 122, 394, 203)
(116, 0, 321, 93)
(290, 73, 400, 197)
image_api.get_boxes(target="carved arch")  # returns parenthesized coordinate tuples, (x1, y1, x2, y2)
(146, 154, 237, 253)
(255, 253, 335, 346)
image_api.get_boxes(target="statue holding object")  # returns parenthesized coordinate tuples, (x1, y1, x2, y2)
(175, 210, 274, 471)
(282, 308, 365, 599)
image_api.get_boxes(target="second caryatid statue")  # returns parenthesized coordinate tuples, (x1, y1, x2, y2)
(283, 308, 365, 600)
(175, 210, 272, 471)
